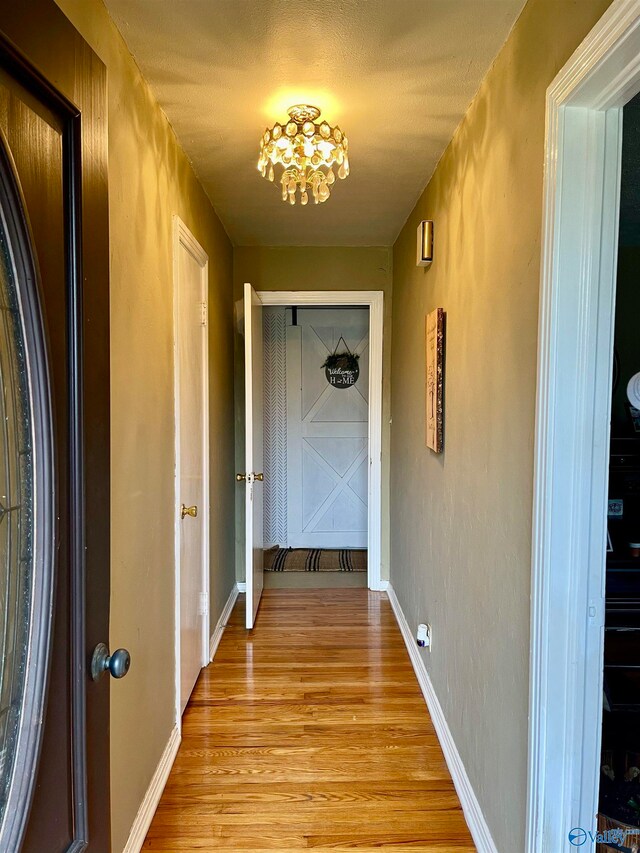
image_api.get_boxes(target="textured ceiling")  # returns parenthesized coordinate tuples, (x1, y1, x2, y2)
(104, 0, 525, 246)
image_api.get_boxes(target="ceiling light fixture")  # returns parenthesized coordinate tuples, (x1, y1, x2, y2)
(257, 105, 349, 205)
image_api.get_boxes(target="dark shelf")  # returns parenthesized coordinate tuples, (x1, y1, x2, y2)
(607, 557, 640, 569)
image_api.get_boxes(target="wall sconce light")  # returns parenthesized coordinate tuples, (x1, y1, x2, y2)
(416, 220, 434, 267)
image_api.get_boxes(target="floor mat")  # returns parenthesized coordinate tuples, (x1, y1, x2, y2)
(264, 547, 367, 572)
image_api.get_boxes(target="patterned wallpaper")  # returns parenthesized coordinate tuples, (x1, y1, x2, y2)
(263, 308, 288, 546)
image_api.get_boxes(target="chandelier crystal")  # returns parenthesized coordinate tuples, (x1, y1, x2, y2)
(257, 105, 350, 205)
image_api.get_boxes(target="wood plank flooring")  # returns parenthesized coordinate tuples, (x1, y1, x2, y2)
(143, 589, 476, 851)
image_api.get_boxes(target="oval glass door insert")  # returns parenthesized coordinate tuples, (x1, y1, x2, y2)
(0, 136, 53, 850)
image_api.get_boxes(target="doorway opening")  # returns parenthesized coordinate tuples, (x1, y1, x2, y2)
(262, 305, 370, 590)
(241, 287, 384, 628)
(597, 92, 640, 842)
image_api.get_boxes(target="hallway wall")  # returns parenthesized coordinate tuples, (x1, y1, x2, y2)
(390, 0, 612, 850)
(233, 247, 392, 582)
(53, 3, 235, 850)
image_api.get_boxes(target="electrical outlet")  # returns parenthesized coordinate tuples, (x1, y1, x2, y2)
(416, 623, 431, 650)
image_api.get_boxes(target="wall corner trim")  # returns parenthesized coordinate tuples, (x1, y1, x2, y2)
(236, 582, 247, 592)
(209, 584, 240, 661)
(122, 724, 181, 853)
(387, 585, 498, 853)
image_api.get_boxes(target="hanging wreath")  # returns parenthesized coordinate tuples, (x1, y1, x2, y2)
(321, 337, 360, 389)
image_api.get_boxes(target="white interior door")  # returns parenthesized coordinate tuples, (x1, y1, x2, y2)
(175, 220, 209, 715)
(287, 308, 369, 548)
(244, 282, 264, 628)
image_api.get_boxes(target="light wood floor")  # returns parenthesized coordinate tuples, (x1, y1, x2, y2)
(143, 589, 476, 851)
(264, 571, 367, 589)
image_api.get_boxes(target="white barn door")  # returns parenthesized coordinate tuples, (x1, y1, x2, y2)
(286, 308, 369, 549)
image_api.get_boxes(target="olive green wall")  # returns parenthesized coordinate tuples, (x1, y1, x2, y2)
(390, 0, 612, 850)
(233, 246, 392, 583)
(53, 2, 235, 850)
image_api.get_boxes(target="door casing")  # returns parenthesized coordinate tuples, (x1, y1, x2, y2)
(173, 216, 210, 727)
(528, 0, 640, 848)
(255, 289, 385, 591)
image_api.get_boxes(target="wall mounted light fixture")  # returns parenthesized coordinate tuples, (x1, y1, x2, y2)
(417, 220, 434, 266)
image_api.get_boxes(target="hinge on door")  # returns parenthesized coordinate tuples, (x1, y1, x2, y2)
(200, 302, 208, 326)
(199, 592, 208, 617)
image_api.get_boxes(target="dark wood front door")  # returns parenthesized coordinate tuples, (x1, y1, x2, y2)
(0, 3, 110, 851)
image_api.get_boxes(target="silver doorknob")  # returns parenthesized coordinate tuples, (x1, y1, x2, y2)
(91, 642, 131, 682)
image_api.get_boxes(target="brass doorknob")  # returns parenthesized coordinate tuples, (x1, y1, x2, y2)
(236, 473, 246, 482)
(254, 473, 264, 482)
(181, 504, 198, 519)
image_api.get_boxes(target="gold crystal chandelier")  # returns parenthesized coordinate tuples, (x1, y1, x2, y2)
(257, 105, 350, 205)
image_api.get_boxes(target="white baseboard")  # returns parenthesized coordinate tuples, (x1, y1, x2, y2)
(209, 583, 239, 661)
(236, 581, 246, 592)
(387, 585, 497, 853)
(122, 724, 180, 853)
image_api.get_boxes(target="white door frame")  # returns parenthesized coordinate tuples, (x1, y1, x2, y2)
(173, 216, 210, 727)
(528, 2, 640, 849)
(257, 290, 385, 591)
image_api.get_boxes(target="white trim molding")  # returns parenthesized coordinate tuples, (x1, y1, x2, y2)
(257, 290, 385, 591)
(122, 725, 181, 853)
(387, 586, 497, 853)
(236, 582, 247, 592)
(209, 584, 240, 661)
(529, 2, 640, 850)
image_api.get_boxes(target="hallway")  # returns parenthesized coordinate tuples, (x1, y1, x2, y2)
(144, 589, 475, 850)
